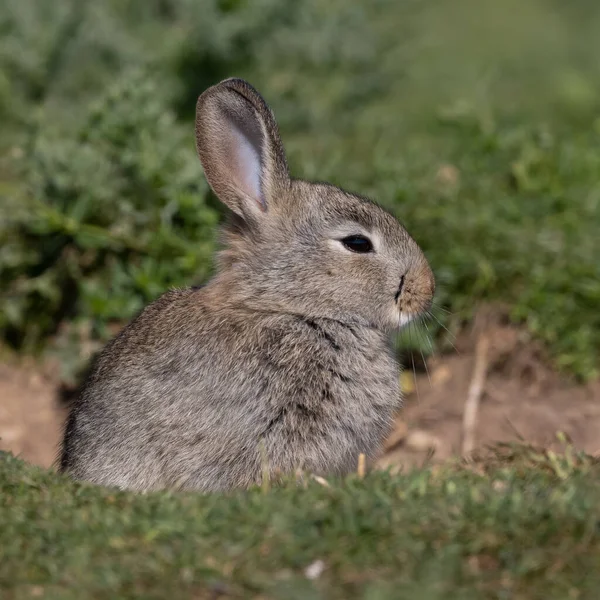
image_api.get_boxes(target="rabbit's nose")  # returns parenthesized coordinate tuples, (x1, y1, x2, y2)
(395, 260, 435, 315)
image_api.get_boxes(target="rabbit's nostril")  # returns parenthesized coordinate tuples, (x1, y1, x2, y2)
(394, 275, 405, 303)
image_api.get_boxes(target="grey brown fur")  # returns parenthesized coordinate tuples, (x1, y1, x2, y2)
(60, 78, 435, 491)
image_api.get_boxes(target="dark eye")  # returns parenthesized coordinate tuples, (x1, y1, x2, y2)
(341, 235, 374, 254)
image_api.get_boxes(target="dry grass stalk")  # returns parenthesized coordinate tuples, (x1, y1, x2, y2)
(357, 453, 366, 478)
(462, 317, 491, 456)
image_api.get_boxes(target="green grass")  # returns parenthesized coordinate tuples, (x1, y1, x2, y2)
(2, 445, 600, 599)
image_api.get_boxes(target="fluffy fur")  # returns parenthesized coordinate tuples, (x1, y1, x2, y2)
(60, 78, 435, 491)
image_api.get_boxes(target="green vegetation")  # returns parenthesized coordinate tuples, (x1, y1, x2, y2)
(1, 445, 599, 599)
(2, 5, 599, 596)
(1, 0, 599, 380)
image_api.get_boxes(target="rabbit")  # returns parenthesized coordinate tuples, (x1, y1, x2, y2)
(59, 78, 435, 492)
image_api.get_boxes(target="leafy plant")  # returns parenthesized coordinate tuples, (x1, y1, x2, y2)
(1, 0, 599, 380)
(1, 71, 217, 357)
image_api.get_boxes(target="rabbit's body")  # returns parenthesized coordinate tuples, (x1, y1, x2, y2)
(61, 283, 398, 491)
(60, 79, 434, 491)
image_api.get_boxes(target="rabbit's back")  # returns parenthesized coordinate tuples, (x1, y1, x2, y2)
(61, 287, 400, 491)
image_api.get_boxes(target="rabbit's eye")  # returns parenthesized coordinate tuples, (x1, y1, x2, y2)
(341, 235, 374, 254)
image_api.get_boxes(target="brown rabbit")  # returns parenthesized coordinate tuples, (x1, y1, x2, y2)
(59, 78, 435, 492)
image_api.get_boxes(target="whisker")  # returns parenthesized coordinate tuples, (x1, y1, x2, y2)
(426, 310, 461, 356)
(412, 321, 433, 390)
(407, 322, 420, 405)
(411, 351, 420, 404)
(427, 310, 457, 340)
(419, 321, 437, 357)
(420, 347, 432, 388)
(430, 297, 452, 313)
(432, 304, 452, 315)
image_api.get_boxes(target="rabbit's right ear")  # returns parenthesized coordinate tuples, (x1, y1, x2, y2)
(195, 78, 290, 222)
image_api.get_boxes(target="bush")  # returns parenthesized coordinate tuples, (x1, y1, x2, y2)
(1, 71, 217, 358)
(1, 0, 599, 380)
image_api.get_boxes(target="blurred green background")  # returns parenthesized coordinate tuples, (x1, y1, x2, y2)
(1, 0, 599, 383)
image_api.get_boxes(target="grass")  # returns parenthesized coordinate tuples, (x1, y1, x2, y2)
(2, 444, 600, 599)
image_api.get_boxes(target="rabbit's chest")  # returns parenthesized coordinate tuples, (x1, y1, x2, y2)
(258, 325, 400, 469)
(261, 348, 399, 474)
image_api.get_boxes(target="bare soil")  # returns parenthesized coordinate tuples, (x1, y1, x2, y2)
(1, 324, 598, 472)
(380, 323, 600, 470)
(0, 359, 66, 469)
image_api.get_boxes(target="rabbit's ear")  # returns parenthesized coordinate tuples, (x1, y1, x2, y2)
(195, 78, 290, 220)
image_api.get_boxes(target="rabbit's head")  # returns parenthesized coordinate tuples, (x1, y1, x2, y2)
(195, 79, 434, 332)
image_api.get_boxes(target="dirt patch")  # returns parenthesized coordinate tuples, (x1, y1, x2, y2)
(0, 359, 66, 469)
(379, 322, 600, 470)
(1, 325, 598, 472)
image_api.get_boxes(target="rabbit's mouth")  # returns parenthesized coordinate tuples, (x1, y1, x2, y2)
(394, 275, 406, 303)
